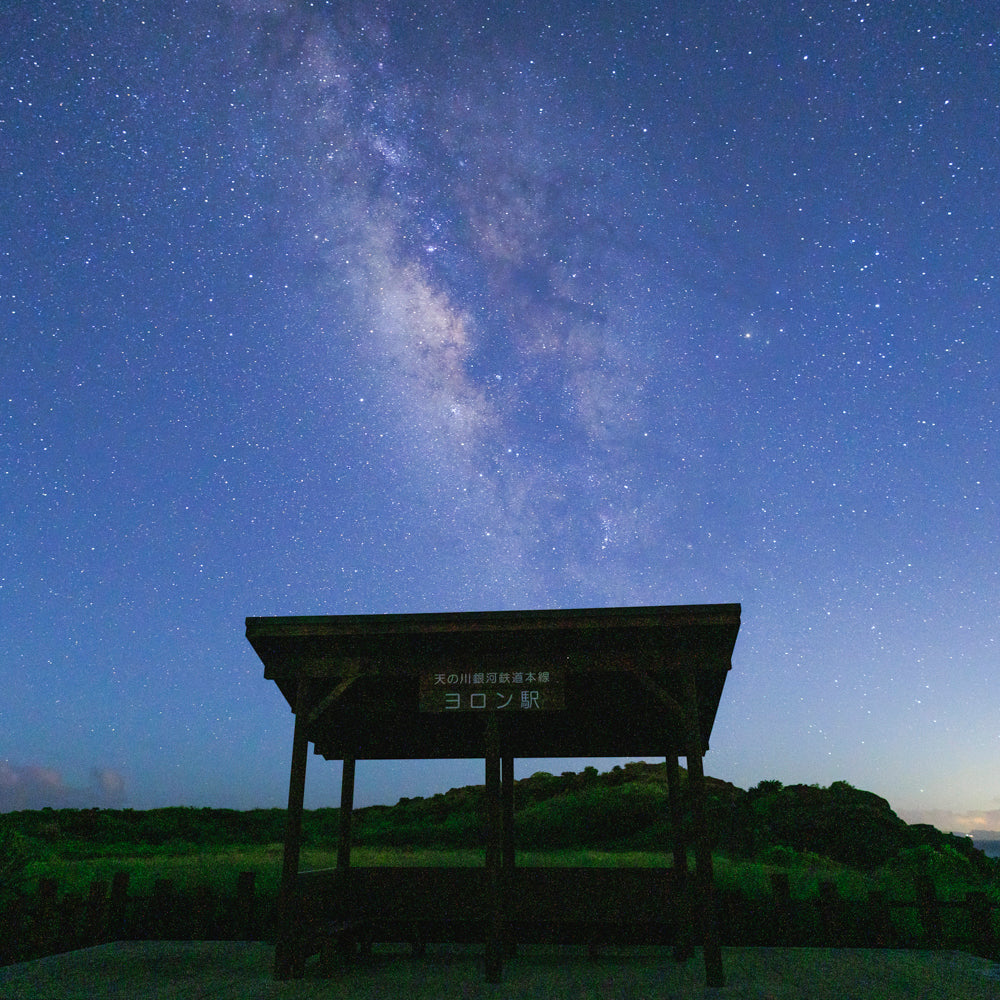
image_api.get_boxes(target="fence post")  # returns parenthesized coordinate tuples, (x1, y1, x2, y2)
(867, 889, 893, 947)
(83, 880, 108, 946)
(234, 871, 257, 940)
(769, 872, 792, 945)
(192, 883, 218, 940)
(0, 893, 28, 964)
(58, 890, 84, 952)
(817, 880, 842, 946)
(108, 871, 130, 940)
(914, 873, 942, 949)
(148, 878, 175, 939)
(33, 877, 59, 957)
(713, 887, 739, 945)
(966, 891, 996, 959)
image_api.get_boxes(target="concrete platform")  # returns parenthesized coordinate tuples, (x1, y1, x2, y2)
(0, 941, 997, 1000)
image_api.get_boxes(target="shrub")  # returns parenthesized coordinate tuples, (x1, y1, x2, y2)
(890, 844, 974, 884)
(759, 844, 800, 867)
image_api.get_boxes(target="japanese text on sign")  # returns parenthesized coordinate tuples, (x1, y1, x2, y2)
(419, 668, 564, 712)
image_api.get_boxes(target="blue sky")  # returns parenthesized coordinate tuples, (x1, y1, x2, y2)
(2, 1, 997, 835)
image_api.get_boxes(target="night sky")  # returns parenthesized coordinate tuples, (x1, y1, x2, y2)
(2, 2, 997, 835)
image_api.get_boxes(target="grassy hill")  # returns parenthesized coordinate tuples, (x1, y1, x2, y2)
(2, 762, 992, 878)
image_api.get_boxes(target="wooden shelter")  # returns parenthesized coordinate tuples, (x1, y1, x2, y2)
(247, 603, 740, 987)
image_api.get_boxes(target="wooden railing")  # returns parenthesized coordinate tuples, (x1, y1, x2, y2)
(721, 872, 999, 957)
(0, 871, 264, 966)
(2, 867, 997, 967)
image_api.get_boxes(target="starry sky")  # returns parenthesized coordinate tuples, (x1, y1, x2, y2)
(2, 2, 997, 834)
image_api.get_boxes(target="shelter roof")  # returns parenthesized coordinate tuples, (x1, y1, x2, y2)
(247, 603, 740, 759)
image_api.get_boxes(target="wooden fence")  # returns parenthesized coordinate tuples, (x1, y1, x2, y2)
(0, 871, 266, 966)
(717, 872, 998, 958)
(1, 868, 997, 968)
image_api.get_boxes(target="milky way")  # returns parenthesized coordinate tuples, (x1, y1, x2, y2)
(236, 2, 709, 610)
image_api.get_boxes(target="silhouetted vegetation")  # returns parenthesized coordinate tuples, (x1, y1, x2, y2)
(0, 763, 992, 880)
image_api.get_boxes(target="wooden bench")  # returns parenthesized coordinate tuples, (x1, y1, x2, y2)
(289, 866, 683, 970)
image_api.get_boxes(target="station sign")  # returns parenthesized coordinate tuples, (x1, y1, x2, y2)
(419, 667, 564, 712)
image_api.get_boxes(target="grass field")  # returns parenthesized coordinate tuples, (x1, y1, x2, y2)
(26, 843, 998, 907)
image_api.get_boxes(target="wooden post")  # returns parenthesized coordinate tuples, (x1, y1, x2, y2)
(1, 892, 27, 964)
(867, 889, 893, 948)
(686, 745, 724, 987)
(235, 871, 257, 940)
(769, 872, 792, 944)
(502, 755, 515, 872)
(914, 873, 942, 949)
(34, 877, 58, 957)
(818, 880, 842, 946)
(84, 880, 107, 946)
(502, 754, 517, 957)
(966, 890, 995, 958)
(485, 713, 503, 982)
(107, 871, 129, 940)
(59, 890, 84, 951)
(149, 878, 175, 939)
(193, 883, 218, 939)
(338, 756, 356, 870)
(681, 666, 723, 989)
(665, 753, 693, 962)
(275, 678, 311, 979)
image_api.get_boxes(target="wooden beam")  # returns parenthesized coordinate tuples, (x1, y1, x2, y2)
(275, 677, 311, 979)
(307, 663, 362, 724)
(622, 663, 689, 739)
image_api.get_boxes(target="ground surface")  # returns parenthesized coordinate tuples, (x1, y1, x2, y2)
(0, 942, 998, 1000)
